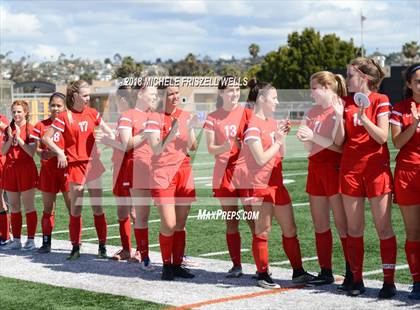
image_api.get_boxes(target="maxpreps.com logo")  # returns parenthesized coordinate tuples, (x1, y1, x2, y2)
(197, 209, 259, 221)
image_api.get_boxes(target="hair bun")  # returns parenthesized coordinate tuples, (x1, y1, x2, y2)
(247, 78, 258, 89)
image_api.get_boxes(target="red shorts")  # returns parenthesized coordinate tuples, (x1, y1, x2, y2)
(340, 163, 393, 198)
(249, 185, 291, 206)
(394, 165, 420, 205)
(112, 157, 131, 197)
(68, 159, 105, 185)
(2, 160, 38, 192)
(131, 158, 152, 190)
(38, 164, 69, 193)
(306, 161, 340, 196)
(0, 159, 4, 189)
(151, 162, 196, 205)
(213, 165, 243, 198)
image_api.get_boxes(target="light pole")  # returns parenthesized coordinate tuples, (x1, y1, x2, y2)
(361, 11, 366, 57)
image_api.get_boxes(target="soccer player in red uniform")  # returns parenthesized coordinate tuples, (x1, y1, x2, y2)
(118, 85, 158, 270)
(389, 63, 420, 300)
(335, 58, 396, 298)
(34, 92, 71, 253)
(100, 85, 136, 261)
(1, 100, 38, 251)
(0, 113, 9, 246)
(43, 80, 115, 260)
(296, 71, 349, 286)
(244, 80, 315, 289)
(145, 84, 196, 280)
(204, 76, 255, 278)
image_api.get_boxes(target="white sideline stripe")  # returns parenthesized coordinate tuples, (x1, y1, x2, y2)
(294, 202, 309, 207)
(271, 256, 318, 266)
(363, 264, 409, 276)
(199, 248, 249, 257)
(44, 215, 199, 235)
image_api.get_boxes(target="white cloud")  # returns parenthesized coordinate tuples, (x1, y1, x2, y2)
(33, 44, 60, 59)
(164, 0, 208, 14)
(0, 6, 41, 37)
(65, 29, 77, 44)
(233, 25, 292, 37)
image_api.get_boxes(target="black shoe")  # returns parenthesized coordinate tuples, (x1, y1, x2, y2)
(337, 263, 353, 292)
(378, 282, 396, 299)
(173, 265, 195, 278)
(257, 271, 280, 289)
(161, 264, 174, 281)
(37, 235, 51, 254)
(97, 243, 108, 259)
(408, 282, 420, 300)
(347, 280, 365, 297)
(67, 245, 81, 261)
(307, 269, 335, 286)
(292, 268, 316, 285)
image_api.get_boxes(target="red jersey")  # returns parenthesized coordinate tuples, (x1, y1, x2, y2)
(305, 105, 341, 163)
(390, 97, 420, 168)
(342, 92, 391, 169)
(0, 114, 9, 161)
(242, 115, 283, 188)
(34, 118, 65, 167)
(144, 108, 192, 169)
(3, 123, 36, 163)
(52, 107, 102, 162)
(118, 108, 153, 163)
(204, 105, 252, 168)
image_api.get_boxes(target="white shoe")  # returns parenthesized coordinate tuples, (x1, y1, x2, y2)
(2, 238, 22, 250)
(140, 258, 155, 271)
(22, 239, 36, 251)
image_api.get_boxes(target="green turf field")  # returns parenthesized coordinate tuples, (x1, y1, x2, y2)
(2, 126, 413, 307)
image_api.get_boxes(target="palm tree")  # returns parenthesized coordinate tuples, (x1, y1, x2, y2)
(402, 41, 419, 65)
(249, 43, 260, 60)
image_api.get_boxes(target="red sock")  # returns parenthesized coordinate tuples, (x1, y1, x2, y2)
(118, 217, 131, 252)
(315, 229, 332, 270)
(159, 233, 173, 265)
(226, 232, 241, 267)
(41, 212, 54, 236)
(26, 211, 37, 239)
(69, 215, 82, 246)
(405, 240, 420, 282)
(173, 230, 186, 266)
(252, 235, 269, 273)
(0, 212, 9, 240)
(94, 213, 107, 244)
(380, 236, 397, 284)
(11, 212, 22, 239)
(347, 235, 364, 282)
(134, 228, 149, 260)
(282, 235, 303, 270)
(340, 236, 349, 262)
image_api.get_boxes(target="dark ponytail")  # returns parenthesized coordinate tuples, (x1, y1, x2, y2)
(246, 78, 273, 107)
(404, 63, 420, 99)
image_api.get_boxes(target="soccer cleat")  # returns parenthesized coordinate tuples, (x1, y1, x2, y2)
(182, 255, 199, 267)
(378, 282, 396, 299)
(226, 265, 243, 278)
(128, 250, 142, 263)
(0, 239, 10, 247)
(37, 235, 51, 254)
(67, 246, 81, 261)
(347, 280, 366, 297)
(112, 249, 131, 261)
(337, 264, 353, 292)
(1, 238, 21, 250)
(257, 271, 281, 289)
(252, 268, 272, 279)
(408, 282, 420, 300)
(97, 243, 108, 259)
(140, 257, 155, 271)
(307, 269, 335, 286)
(161, 264, 174, 281)
(173, 265, 195, 278)
(22, 239, 36, 251)
(292, 269, 316, 286)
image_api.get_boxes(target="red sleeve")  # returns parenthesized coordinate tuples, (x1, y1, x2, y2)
(244, 118, 261, 143)
(389, 104, 403, 128)
(27, 125, 36, 144)
(33, 122, 42, 141)
(376, 94, 391, 119)
(144, 112, 161, 133)
(94, 110, 102, 127)
(203, 114, 215, 132)
(52, 112, 66, 132)
(118, 111, 133, 131)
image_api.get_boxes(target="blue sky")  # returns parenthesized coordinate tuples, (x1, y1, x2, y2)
(1, 0, 418, 62)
